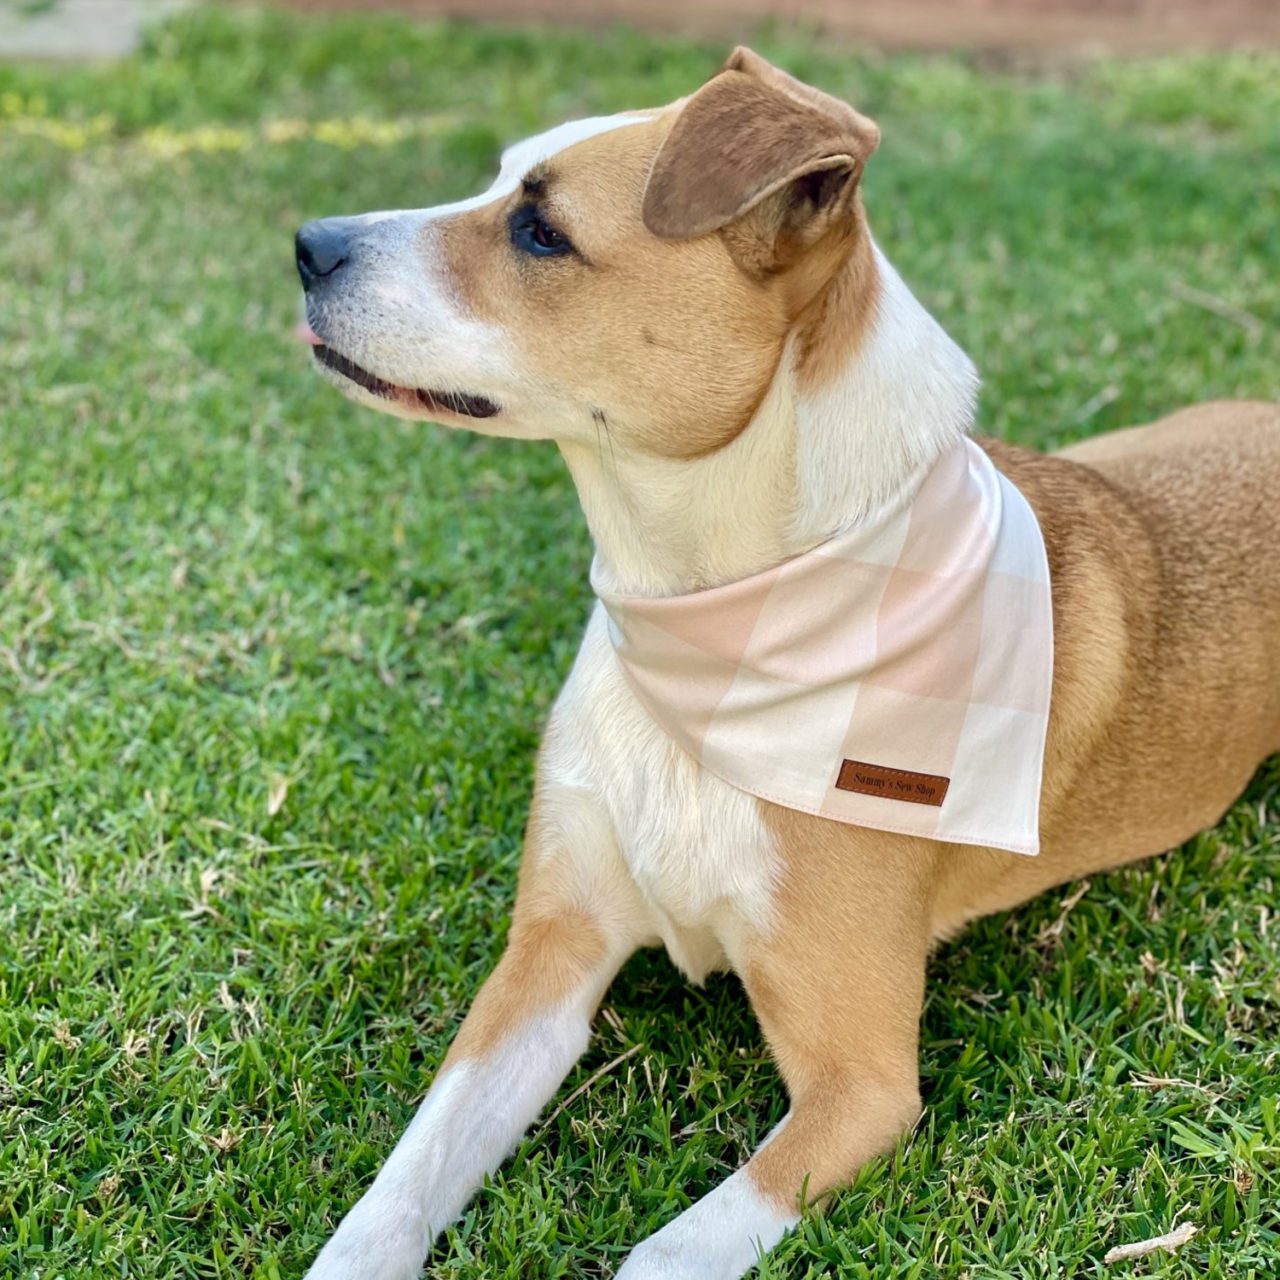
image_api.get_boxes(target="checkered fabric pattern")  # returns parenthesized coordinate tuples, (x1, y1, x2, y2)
(593, 439, 1054, 855)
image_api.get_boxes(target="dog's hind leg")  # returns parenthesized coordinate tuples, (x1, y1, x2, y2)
(617, 809, 930, 1280)
(304, 784, 651, 1280)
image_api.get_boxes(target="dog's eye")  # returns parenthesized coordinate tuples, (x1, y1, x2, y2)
(510, 206, 573, 258)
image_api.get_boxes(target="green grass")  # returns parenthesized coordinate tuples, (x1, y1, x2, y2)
(2, 6, 1278, 1277)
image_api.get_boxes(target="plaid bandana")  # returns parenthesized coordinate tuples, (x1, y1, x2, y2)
(593, 439, 1054, 855)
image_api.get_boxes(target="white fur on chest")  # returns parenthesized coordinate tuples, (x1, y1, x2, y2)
(538, 606, 781, 980)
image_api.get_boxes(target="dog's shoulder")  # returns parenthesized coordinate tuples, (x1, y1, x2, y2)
(974, 433, 1155, 612)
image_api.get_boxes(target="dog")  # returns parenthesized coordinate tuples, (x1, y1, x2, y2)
(294, 47, 1280, 1280)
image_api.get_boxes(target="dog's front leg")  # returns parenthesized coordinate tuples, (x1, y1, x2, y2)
(617, 820, 930, 1280)
(305, 787, 647, 1280)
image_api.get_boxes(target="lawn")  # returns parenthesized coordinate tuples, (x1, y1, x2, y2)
(1, 7, 1278, 1278)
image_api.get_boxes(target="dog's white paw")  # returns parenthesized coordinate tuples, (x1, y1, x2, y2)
(614, 1239, 712, 1280)
(304, 1192, 431, 1280)
(613, 1170, 795, 1280)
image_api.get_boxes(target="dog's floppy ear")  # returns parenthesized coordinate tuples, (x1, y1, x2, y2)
(643, 47, 880, 264)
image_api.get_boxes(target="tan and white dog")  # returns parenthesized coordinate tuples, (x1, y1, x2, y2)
(295, 49, 1280, 1280)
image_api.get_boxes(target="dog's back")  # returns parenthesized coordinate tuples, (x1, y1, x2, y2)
(1060, 399, 1280, 759)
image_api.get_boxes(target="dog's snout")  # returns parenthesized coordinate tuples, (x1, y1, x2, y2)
(296, 218, 353, 289)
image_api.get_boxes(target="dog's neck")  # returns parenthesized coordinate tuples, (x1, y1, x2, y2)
(562, 244, 979, 598)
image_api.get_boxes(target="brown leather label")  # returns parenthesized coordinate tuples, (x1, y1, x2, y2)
(835, 759, 950, 807)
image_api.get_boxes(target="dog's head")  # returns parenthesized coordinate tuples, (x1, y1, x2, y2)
(297, 48, 880, 459)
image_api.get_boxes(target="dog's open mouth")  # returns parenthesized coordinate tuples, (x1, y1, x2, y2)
(312, 343, 500, 420)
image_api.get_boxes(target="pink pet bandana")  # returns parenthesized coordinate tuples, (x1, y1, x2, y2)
(593, 439, 1054, 855)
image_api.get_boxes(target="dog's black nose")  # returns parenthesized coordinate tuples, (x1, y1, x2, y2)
(296, 218, 352, 289)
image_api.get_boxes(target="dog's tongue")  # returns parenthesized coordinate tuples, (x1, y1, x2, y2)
(295, 322, 323, 346)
